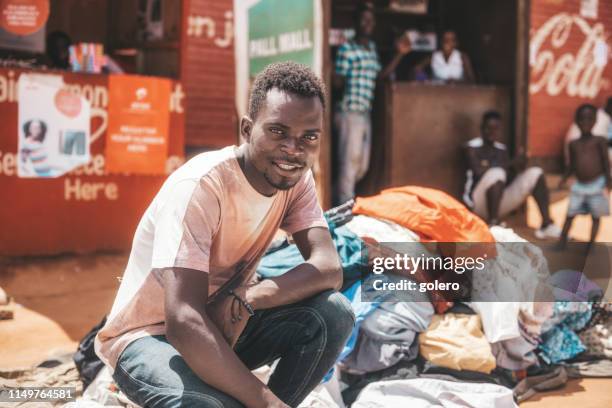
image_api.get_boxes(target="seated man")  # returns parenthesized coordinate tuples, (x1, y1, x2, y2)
(94, 62, 355, 408)
(463, 110, 561, 239)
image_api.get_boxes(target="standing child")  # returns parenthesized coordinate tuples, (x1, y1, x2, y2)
(558, 104, 611, 248)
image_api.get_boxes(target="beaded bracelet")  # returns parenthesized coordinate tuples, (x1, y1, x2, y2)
(228, 289, 255, 323)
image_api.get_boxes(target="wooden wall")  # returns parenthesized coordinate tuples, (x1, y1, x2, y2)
(181, 0, 237, 147)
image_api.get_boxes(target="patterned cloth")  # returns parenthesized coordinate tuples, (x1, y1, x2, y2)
(538, 301, 592, 364)
(335, 40, 381, 112)
(578, 302, 612, 358)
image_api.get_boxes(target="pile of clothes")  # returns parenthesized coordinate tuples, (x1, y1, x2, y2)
(260, 186, 612, 407)
(70, 186, 611, 408)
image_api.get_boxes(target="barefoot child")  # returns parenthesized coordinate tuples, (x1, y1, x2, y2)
(558, 104, 611, 248)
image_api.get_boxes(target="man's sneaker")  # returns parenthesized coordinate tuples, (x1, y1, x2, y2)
(535, 223, 562, 239)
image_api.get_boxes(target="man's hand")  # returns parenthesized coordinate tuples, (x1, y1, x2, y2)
(396, 34, 412, 55)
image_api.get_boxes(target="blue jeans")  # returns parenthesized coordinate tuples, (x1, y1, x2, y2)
(112, 290, 355, 407)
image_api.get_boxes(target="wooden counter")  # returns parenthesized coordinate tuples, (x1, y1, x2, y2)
(360, 82, 512, 199)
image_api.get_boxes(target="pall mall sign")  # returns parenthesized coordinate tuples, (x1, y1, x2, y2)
(527, 0, 611, 158)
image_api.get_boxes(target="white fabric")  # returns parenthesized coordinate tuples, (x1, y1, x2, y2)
(252, 363, 344, 408)
(467, 302, 521, 343)
(344, 215, 420, 242)
(352, 378, 518, 408)
(431, 50, 464, 81)
(472, 226, 550, 302)
(65, 366, 140, 407)
(345, 215, 430, 261)
(471, 167, 543, 219)
(299, 367, 345, 408)
(462, 137, 507, 207)
(465, 137, 507, 151)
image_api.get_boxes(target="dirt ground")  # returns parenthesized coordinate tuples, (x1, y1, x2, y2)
(0, 179, 611, 405)
(0, 253, 125, 368)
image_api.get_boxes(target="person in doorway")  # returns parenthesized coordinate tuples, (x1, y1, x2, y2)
(95, 62, 355, 408)
(333, 2, 412, 205)
(464, 110, 561, 238)
(558, 104, 611, 249)
(45, 31, 71, 70)
(415, 30, 475, 83)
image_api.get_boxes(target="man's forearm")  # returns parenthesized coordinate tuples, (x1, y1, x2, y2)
(166, 307, 278, 408)
(246, 261, 341, 310)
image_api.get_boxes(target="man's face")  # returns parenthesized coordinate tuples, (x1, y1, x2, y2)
(482, 118, 501, 143)
(244, 88, 323, 190)
(357, 10, 375, 37)
(576, 108, 596, 135)
(442, 31, 457, 55)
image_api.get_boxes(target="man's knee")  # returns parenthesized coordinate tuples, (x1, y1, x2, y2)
(524, 166, 545, 187)
(482, 167, 507, 184)
(524, 166, 544, 178)
(304, 290, 355, 341)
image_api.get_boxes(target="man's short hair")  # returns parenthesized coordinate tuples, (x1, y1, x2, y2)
(575, 103, 597, 122)
(353, 2, 374, 24)
(481, 110, 502, 126)
(248, 61, 326, 120)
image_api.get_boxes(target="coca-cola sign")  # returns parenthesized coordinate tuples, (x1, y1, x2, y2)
(529, 12, 610, 98)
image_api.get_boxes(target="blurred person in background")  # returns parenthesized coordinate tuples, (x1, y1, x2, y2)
(45, 31, 71, 70)
(558, 104, 611, 249)
(333, 2, 412, 205)
(414, 30, 475, 83)
(565, 97, 612, 168)
(464, 110, 560, 239)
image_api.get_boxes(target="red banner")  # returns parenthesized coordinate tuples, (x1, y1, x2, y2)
(0, 68, 185, 256)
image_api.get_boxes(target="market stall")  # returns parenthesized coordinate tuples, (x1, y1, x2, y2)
(329, 0, 523, 199)
(0, 1, 186, 255)
(0, 67, 184, 255)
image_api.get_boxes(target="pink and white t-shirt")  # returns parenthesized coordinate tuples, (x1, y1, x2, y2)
(95, 146, 327, 370)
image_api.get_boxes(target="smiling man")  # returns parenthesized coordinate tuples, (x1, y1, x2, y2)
(95, 62, 355, 408)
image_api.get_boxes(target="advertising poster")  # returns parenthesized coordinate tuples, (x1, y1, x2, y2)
(0, 0, 49, 52)
(17, 73, 91, 177)
(105, 74, 171, 175)
(528, 0, 611, 157)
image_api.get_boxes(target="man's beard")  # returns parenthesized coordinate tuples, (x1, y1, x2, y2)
(263, 171, 298, 190)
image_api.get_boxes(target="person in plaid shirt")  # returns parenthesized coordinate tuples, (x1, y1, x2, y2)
(333, 3, 411, 205)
